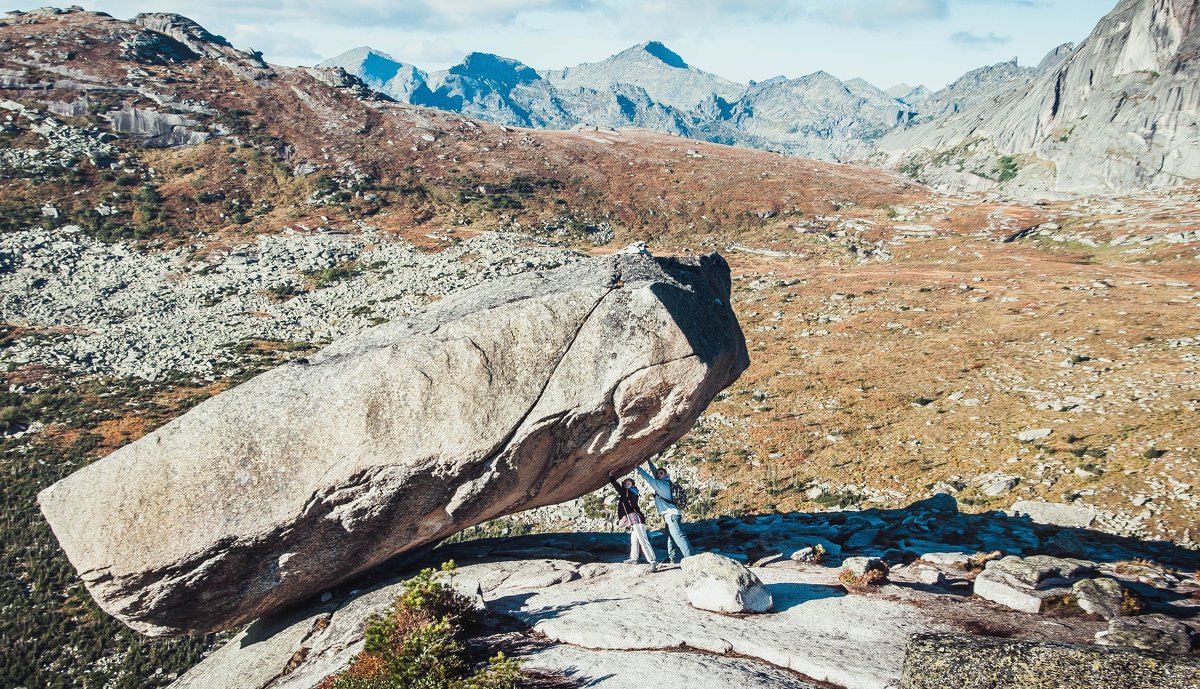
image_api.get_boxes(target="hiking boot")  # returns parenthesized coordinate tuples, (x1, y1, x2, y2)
(622, 558, 639, 565)
(645, 562, 660, 573)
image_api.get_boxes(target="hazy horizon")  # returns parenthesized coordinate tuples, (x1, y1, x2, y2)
(9, 1, 1115, 90)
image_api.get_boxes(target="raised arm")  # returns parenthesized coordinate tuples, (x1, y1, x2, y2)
(636, 465, 653, 482)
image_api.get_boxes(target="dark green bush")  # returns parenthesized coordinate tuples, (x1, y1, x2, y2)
(323, 562, 520, 689)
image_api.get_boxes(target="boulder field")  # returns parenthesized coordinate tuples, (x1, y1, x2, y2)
(37, 251, 749, 636)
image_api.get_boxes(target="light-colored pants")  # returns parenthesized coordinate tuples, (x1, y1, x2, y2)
(663, 512, 694, 562)
(629, 523, 656, 563)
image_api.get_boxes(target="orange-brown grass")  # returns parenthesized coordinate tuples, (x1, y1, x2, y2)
(676, 230, 1200, 540)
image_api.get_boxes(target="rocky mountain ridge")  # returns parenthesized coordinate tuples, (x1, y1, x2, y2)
(322, 0, 1200, 193)
(319, 40, 935, 162)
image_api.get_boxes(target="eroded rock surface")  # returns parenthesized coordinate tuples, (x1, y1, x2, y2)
(172, 551, 938, 689)
(1073, 577, 1131, 620)
(38, 252, 749, 636)
(973, 555, 1095, 614)
(1098, 614, 1195, 655)
(901, 633, 1200, 689)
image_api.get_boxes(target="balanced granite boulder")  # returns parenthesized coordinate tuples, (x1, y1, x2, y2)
(681, 552, 773, 614)
(38, 252, 749, 636)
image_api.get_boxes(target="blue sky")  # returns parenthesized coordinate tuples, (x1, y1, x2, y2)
(30, 1, 1115, 89)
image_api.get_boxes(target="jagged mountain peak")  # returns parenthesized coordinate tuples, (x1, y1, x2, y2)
(750, 75, 788, 87)
(941, 57, 1032, 93)
(449, 52, 541, 86)
(741, 70, 847, 100)
(320, 47, 407, 81)
(544, 39, 744, 111)
(628, 40, 688, 68)
(844, 76, 884, 92)
(789, 70, 843, 87)
(328, 46, 399, 63)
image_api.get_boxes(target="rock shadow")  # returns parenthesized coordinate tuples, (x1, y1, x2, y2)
(290, 493, 1198, 635)
(766, 582, 846, 612)
(673, 494, 1200, 573)
(647, 252, 748, 369)
(487, 592, 629, 627)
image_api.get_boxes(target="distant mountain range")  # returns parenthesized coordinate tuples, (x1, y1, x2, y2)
(319, 40, 934, 162)
(318, 37, 1068, 166)
(319, 0, 1198, 194)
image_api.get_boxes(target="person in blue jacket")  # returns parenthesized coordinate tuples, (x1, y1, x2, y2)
(637, 459, 694, 564)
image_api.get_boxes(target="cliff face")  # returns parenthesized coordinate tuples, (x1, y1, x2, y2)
(879, 0, 1200, 193)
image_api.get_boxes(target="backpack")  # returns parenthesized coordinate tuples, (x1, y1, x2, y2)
(665, 481, 689, 511)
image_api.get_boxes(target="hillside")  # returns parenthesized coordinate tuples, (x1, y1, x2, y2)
(0, 6, 1198, 689)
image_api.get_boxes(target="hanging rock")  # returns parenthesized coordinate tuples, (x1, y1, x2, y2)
(38, 252, 749, 636)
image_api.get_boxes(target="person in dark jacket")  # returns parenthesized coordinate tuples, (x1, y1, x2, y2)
(609, 471, 659, 571)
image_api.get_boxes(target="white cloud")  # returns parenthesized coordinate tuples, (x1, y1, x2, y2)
(225, 23, 322, 64)
(95, 0, 596, 29)
(390, 37, 467, 65)
(949, 30, 1012, 47)
(806, 0, 950, 29)
(85, 0, 973, 33)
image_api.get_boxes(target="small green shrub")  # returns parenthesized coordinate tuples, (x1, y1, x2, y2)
(305, 262, 360, 289)
(323, 562, 520, 689)
(813, 490, 862, 509)
(580, 492, 607, 520)
(838, 565, 887, 592)
(265, 282, 306, 301)
(994, 155, 1019, 183)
